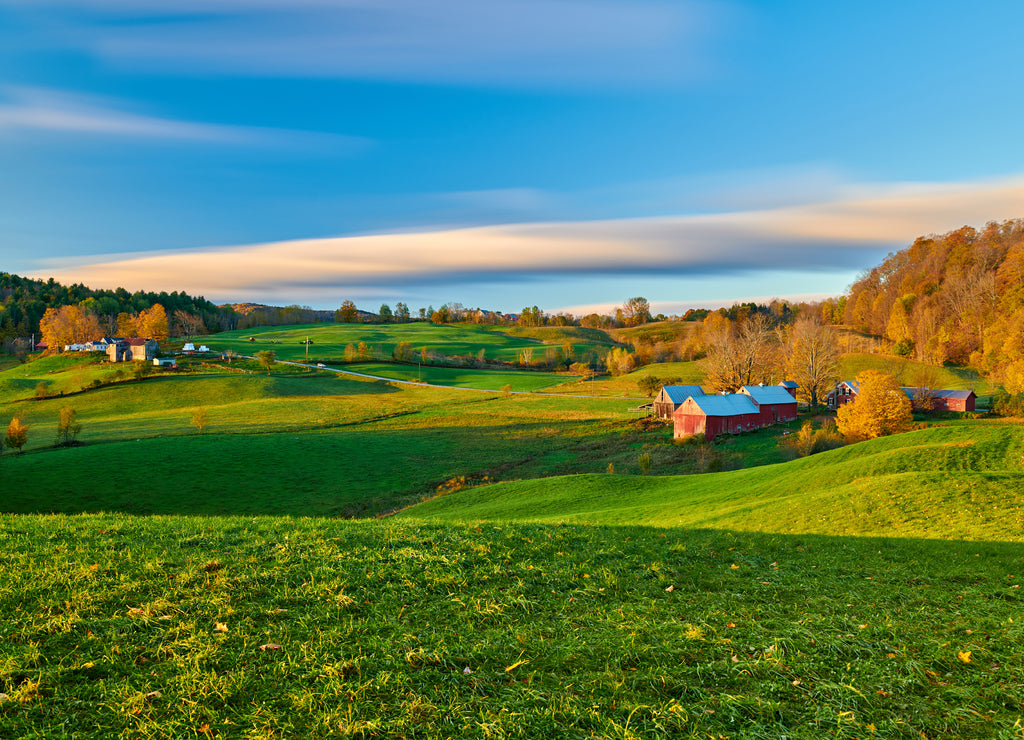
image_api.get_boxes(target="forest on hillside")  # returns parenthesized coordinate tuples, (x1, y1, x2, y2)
(844, 219, 1024, 390)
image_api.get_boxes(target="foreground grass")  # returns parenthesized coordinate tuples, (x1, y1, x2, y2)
(1, 515, 1020, 739)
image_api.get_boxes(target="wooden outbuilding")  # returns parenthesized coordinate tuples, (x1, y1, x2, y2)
(652, 385, 706, 419)
(673, 394, 761, 441)
(107, 338, 159, 363)
(739, 385, 799, 426)
(778, 380, 799, 398)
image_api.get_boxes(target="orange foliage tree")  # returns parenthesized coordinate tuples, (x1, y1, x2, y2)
(39, 305, 102, 350)
(836, 370, 912, 442)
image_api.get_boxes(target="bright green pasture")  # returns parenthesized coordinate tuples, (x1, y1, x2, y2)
(338, 362, 568, 391)
(0, 353, 118, 402)
(405, 421, 1024, 542)
(543, 361, 704, 397)
(197, 322, 612, 364)
(2, 515, 1021, 739)
(0, 363, 662, 516)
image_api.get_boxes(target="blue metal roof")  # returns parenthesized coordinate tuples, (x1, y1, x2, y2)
(686, 394, 759, 416)
(662, 385, 705, 404)
(779, 380, 799, 389)
(740, 385, 799, 405)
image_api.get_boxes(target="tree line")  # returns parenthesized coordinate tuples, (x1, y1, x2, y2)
(0, 273, 238, 351)
(844, 219, 1024, 389)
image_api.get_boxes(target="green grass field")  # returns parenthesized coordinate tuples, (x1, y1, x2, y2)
(2, 516, 1021, 738)
(196, 322, 616, 366)
(1, 335, 1020, 738)
(404, 420, 1024, 541)
(338, 361, 568, 392)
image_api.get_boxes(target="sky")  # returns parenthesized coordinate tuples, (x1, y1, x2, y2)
(3, 1, 1024, 316)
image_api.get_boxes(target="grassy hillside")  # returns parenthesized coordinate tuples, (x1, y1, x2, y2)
(404, 421, 1024, 541)
(0, 356, 674, 516)
(611, 320, 701, 345)
(196, 322, 614, 365)
(2, 515, 1021, 739)
(339, 361, 567, 391)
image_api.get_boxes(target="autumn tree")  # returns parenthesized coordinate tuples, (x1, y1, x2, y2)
(173, 309, 206, 339)
(136, 304, 169, 341)
(55, 406, 82, 447)
(836, 371, 912, 442)
(5, 416, 28, 454)
(39, 305, 102, 350)
(700, 313, 778, 392)
(394, 302, 410, 322)
(619, 297, 651, 327)
(784, 318, 840, 410)
(335, 301, 358, 323)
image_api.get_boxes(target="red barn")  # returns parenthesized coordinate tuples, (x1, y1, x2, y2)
(932, 390, 976, 411)
(774, 382, 798, 399)
(905, 388, 976, 412)
(673, 394, 761, 441)
(739, 385, 799, 426)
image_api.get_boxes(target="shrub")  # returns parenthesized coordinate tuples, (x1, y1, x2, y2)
(992, 391, 1024, 417)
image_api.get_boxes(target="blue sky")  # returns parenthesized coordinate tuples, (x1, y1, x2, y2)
(3, 1, 1024, 315)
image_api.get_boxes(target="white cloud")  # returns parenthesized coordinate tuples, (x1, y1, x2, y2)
(35, 174, 1024, 305)
(5, 0, 724, 88)
(0, 86, 370, 150)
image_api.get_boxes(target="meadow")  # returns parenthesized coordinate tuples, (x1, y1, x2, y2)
(200, 323, 617, 367)
(1, 330, 1021, 738)
(2, 516, 1021, 739)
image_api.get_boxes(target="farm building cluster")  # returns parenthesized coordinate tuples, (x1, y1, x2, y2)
(659, 377, 975, 441)
(654, 382, 799, 441)
(826, 380, 976, 412)
(63, 337, 168, 365)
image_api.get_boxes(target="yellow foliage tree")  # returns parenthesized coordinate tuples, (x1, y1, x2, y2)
(136, 304, 169, 341)
(836, 370, 913, 442)
(39, 305, 102, 350)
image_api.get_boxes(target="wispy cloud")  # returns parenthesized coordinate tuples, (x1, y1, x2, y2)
(0, 86, 370, 150)
(4, 0, 724, 88)
(35, 175, 1024, 305)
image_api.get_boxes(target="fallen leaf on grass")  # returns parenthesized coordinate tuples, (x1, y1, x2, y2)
(214, 623, 228, 634)
(504, 659, 530, 673)
(258, 643, 282, 651)
(268, 608, 288, 614)
(0, 694, 9, 702)
(731, 655, 739, 663)
(463, 667, 473, 674)
(730, 564, 739, 570)
(145, 691, 162, 700)
(958, 650, 972, 664)
(664, 585, 674, 593)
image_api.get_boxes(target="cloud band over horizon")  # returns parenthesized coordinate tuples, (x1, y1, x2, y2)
(33, 175, 1024, 311)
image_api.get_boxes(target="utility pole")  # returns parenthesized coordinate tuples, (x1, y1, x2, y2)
(305, 336, 309, 362)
